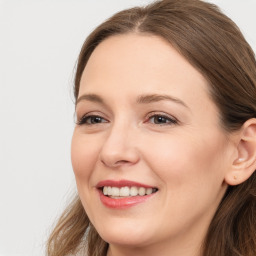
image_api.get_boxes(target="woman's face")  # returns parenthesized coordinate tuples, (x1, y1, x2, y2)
(72, 34, 235, 251)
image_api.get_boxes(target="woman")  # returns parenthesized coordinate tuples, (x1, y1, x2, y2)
(47, 0, 256, 255)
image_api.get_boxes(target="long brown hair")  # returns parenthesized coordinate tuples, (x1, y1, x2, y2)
(47, 0, 256, 255)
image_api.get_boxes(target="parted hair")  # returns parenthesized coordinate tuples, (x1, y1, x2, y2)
(47, 0, 256, 255)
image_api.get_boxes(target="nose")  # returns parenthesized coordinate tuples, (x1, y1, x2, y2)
(99, 121, 140, 169)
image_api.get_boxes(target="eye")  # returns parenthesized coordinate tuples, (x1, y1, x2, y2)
(147, 114, 178, 125)
(77, 115, 108, 125)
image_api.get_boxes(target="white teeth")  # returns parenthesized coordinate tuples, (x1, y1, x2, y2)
(146, 188, 153, 195)
(130, 186, 138, 196)
(103, 186, 108, 195)
(111, 187, 120, 197)
(120, 186, 129, 197)
(107, 186, 112, 196)
(102, 186, 156, 197)
(138, 187, 146, 196)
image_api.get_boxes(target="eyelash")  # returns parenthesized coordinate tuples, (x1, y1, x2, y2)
(76, 115, 108, 125)
(145, 112, 178, 125)
(76, 113, 178, 126)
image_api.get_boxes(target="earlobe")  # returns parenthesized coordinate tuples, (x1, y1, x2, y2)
(225, 118, 256, 186)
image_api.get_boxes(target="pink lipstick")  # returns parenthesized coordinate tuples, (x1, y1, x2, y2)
(96, 179, 158, 209)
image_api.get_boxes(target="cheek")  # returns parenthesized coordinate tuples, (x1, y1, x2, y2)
(71, 132, 103, 219)
(141, 132, 229, 228)
(142, 131, 227, 191)
(71, 132, 100, 183)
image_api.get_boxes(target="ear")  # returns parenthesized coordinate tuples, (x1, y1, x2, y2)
(225, 118, 256, 186)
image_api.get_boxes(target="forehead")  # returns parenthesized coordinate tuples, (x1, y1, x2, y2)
(79, 33, 216, 113)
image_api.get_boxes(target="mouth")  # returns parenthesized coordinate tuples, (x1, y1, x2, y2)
(101, 186, 158, 198)
(96, 180, 158, 208)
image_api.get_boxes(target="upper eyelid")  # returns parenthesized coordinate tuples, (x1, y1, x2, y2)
(77, 111, 176, 118)
(76, 110, 179, 124)
(75, 111, 108, 124)
(76, 110, 109, 119)
(79, 113, 108, 120)
(145, 111, 177, 120)
(76, 115, 109, 126)
(145, 112, 180, 126)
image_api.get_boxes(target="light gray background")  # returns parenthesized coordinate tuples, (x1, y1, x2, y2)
(0, 1, 255, 256)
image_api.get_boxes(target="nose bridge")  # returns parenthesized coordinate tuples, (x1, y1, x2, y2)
(100, 116, 139, 167)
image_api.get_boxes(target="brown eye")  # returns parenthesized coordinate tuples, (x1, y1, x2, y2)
(148, 115, 177, 125)
(78, 115, 108, 125)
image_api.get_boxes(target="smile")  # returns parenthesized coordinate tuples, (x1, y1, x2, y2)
(97, 180, 158, 208)
(102, 186, 158, 198)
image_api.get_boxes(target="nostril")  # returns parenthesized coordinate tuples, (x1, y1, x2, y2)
(100, 145, 140, 168)
(101, 158, 133, 168)
(116, 160, 130, 164)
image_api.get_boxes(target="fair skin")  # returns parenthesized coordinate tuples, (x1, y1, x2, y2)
(72, 34, 241, 256)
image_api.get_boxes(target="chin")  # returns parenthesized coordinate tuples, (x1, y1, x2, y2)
(102, 233, 151, 247)
(96, 221, 153, 246)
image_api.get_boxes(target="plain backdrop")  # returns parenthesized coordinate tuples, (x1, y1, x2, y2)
(0, 1, 255, 256)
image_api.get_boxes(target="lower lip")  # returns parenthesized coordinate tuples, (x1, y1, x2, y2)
(98, 190, 155, 209)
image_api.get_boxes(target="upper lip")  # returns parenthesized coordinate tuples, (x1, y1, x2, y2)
(96, 179, 157, 189)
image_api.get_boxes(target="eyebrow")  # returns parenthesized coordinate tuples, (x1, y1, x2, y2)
(76, 93, 189, 109)
(76, 94, 105, 106)
(136, 94, 189, 109)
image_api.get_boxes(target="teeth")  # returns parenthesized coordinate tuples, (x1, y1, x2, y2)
(102, 186, 157, 197)
(130, 186, 138, 196)
(120, 186, 129, 197)
(146, 188, 153, 195)
(138, 187, 146, 196)
(103, 186, 108, 195)
(111, 187, 120, 197)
